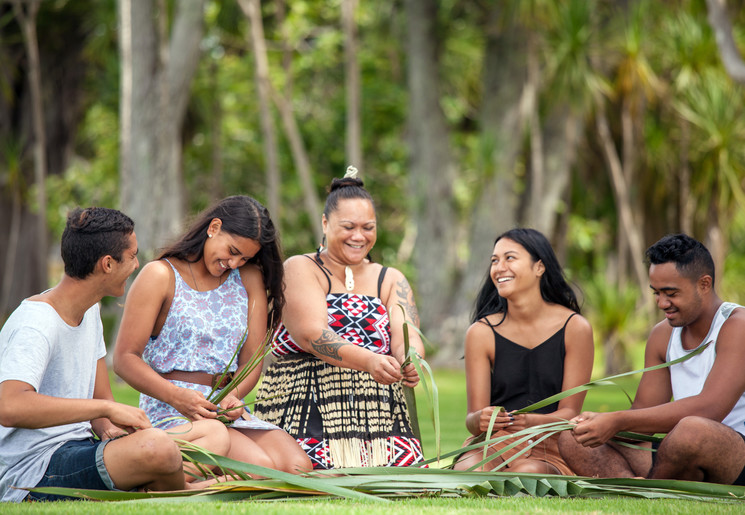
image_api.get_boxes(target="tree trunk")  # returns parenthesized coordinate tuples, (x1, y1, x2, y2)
(404, 0, 459, 351)
(0, 174, 22, 317)
(118, 0, 204, 258)
(240, 1, 322, 243)
(525, 35, 544, 230)
(595, 98, 648, 295)
(446, 6, 529, 363)
(12, 0, 47, 287)
(240, 0, 281, 220)
(209, 59, 224, 200)
(705, 0, 745, 85)
(271, 90, 323, 244)
(0, 2, 90, 317)
(343, 0, 363, 172)
(679, 118, 693, 235)
(536, 109, 580, 238)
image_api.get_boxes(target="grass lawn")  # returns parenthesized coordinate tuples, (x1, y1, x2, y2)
(7, 369, 742, 513)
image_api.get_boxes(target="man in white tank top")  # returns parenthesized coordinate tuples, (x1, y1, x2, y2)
(558, 234, 745, 485)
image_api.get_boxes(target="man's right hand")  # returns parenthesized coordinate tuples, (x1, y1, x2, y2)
(570, 411, 622, 448)
(105, 401, 152, 433)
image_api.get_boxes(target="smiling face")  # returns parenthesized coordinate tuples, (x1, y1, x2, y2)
(322, 198, 377, 266)
(489, 237, 544, 299)
(649, 261, 706, 327)
(108, 231, 140, 297)
(204, 218, 261, 276)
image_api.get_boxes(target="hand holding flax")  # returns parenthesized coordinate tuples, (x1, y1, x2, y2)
(569, 411, 621, 448)
(366, 353, 405, 385)
(400, 362, 420, 388)
(169, 386, 219, 421)
(92, 417, 130, 440)
(105, 401, 153, 433)
(474, 406, 527, 433)
(216, 392, 245, 422)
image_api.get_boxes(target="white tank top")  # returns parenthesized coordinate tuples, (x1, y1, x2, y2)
(667, 302, 745, 436)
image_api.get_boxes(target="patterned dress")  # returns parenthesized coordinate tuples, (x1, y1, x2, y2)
(255, 258, 423, 469)
(140, 259, 277, 431)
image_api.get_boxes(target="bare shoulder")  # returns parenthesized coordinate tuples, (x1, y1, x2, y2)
(283, 254, 329, 295)
(724, 305, 745, 324)
(383, 266, 407, 282)
(132, 260, 172, 290)
(380, 266, 410, 299)
(715, 305, 745, 351)
(565, 311, 592, 334)
(284, 254, 316, 274)
(645, 319, 673, 360)
(238, 263, 263, 287)
(465, 319, 494, 350)
(285, 254, 316, 268)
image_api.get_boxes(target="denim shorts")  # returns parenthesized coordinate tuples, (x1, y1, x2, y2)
(26, 438, 116, 502)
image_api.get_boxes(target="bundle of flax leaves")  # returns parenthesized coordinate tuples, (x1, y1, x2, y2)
(29, 331, 745, 502)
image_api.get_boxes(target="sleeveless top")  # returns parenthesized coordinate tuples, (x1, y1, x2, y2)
(487, 313, 575, 413)
(141, 259, 248, 374)
(271, 255, 391, 357)
(140, 260, 278, 431)
(667, 301, 745, 436)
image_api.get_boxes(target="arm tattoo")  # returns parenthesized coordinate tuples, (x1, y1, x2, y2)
(310, 329, 347, 361)
(396, 279, 420, 325)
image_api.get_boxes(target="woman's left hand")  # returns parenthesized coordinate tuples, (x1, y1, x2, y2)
(505, 412, 528, 431)
(400, 363, 420, 388)
(218, 392, 245, 422)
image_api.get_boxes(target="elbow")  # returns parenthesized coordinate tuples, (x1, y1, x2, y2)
(0, 404, 25, 428)
(288, 326, 327, 353)
(112, 356, 124, 378)
(112, 352, 134, 380)
(112, 359, 123, 378)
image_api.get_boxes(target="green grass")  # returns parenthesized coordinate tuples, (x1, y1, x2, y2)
(10, 369, 725, 513)
(10, 496, 745, 513)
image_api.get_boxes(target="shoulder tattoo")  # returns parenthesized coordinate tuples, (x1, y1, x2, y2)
(396, 278, 420, 325)
(310, 329, 346, 361)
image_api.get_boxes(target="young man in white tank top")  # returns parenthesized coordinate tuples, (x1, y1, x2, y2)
(558, 234, 745, 485)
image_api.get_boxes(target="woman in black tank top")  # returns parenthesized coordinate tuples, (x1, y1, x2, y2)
(453, 228, 594, 475)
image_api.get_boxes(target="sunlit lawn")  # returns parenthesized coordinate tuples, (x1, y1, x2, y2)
(10, 370, 741, 513)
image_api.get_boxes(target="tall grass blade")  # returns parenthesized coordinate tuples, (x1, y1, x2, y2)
(398, 308, 421, 442)
(401, 319, 441, 460)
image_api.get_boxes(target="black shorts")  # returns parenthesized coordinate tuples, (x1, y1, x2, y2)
(734, 432, 745, 486)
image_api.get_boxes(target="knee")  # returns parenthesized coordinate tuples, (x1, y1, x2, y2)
(659, 416, 710, 458)
(510, 460, 552, 474)
(557, 430, 578, 458)
(284, 451, 312, 474)
(196, 419, 231, 456)
(135, 428, 183, 475)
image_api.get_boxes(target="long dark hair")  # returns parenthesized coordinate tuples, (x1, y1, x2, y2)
(471, 228, 580, 323)
(159, 196, 284, 330)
